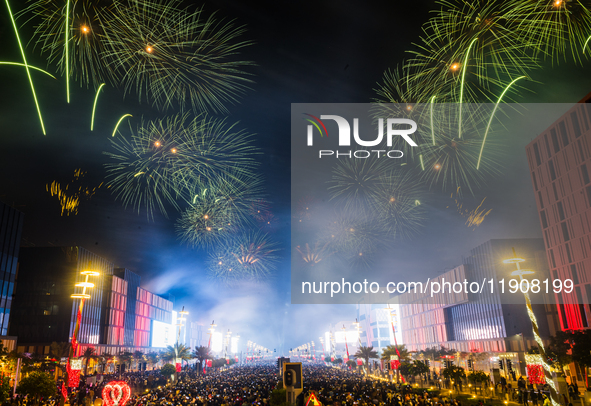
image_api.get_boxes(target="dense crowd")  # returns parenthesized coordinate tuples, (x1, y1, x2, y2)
(7, 364, 562, 406)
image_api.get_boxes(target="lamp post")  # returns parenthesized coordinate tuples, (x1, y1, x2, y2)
(67, 264, 99, 390)
(207, 321, 216, 348)
(224, 330, 232, 367)
(503, 248, 559, 406)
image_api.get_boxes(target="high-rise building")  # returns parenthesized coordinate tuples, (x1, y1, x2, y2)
(0, 201, 24, 350)
(10, 246, 113, 355)
(398, 239, 558, 376)
(525, 97, 591, 331)
(11, 247, 173, 355)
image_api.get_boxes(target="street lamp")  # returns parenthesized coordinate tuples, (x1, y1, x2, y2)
(503, 248, 559, 406)
(207, 320, 217, 348)
(67, 264, 99, 389)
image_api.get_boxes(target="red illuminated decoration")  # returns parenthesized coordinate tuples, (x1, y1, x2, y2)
(66, 359, 82, 387)
(235, 356, 239, 362)
(526, 364, 546, 385)
(357, 359, 362, 366)
(206, 360, 212, 367)
(61, 382, 68, 400)
(390, 360, 401, 370)
(175, 363, 181, 372)
(102, 381, 131, 406)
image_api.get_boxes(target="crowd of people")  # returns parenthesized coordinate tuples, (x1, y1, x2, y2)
(5, 364, 573, 406)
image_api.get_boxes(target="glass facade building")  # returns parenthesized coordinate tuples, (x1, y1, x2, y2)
(526, 97, 591, 331)
(10, 246, 113, 354)
(0, 201, 23, 337)
(399, 239, 559, 353)
(11, 247, 173, 355)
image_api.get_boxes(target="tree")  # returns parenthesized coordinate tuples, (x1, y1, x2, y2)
(118, 351, 133, 372)
(17, 371, 56, 405)
(161, 363, 176, 380)
(412, 360, 430, 377)
(346, 360, 357, 369)
(468, 371, 489, 384)
(82, 347, 96, 375)
(194, 346, 212, 374)
(381, 344, 410, 362)
(548, 331, 573, 369)
(570, 330, 591, 388)
(146, 352, 160, 370)
(133, 350, 144, 371)
(0, 376, 10, 404)
(324, 356, 331, 363)
(442, 365, 466, 391)
(162, 343, 191, 364)
(354, 346, 379, 372)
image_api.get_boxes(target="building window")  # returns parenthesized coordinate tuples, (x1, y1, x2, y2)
(549, 249, 556, 268)
(538, 191, 544, 209)
(566, 244, 573, 263)
(571, 112, 582, 138)
(544, 133, 552, 158)
(570, 264, 579, 285)
(548, 160, 557, 181)
(557, 201, 565, 221)
(532, 172, 539, 191)
(561, 222, 570, 242)
(533, 143, 542, 166)
(540, 210, 548, 228)
(582, 164, 590, 185)
(551, 129, 561, 153)
(558, 121, 569, 146)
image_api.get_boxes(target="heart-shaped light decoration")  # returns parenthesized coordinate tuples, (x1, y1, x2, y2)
(102, 381, 131, 406)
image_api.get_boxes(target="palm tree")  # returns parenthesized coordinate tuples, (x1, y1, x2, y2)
(381, 344, 410, 362)
(82, 347, 96, 376)
(146, 352, 160, 370)
(133, 350, 144, 371)
(194, 346, 212, 374)
(163, 343, 191, 363)
(381, 344, 410, 382)
(118, 351, 133, 372)
(354, 346, 379, 372)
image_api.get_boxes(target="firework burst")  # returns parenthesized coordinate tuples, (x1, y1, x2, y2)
(22, 0, 116, 89)
(417, 104, 502, 194)
(295, 242, 333, 267)
(328, 157, 395, 210)
(369, 168, 427, 239)
(320, 209, 387, 258)
(176, 172, 264, 247)
(102, 0, 253, 113)
(207, 232, 278, 284)
(104, 113, 259, 218)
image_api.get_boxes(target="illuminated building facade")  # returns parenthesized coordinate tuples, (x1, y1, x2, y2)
(189, 321, 205, 349)
(0, 201, 23, 349)
(100, 275, 127, 346)
(525, 98, 591, 331)
(11, 246, 113, 354)
(0, 202, 23, 335)
(399, 239, 558, 354)
(356, 304, 401, 354)
(11, 247, 174, 355)
(135, 287, 173, 347)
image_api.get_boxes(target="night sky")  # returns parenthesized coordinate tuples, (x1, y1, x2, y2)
(1, 0, 591, 354)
